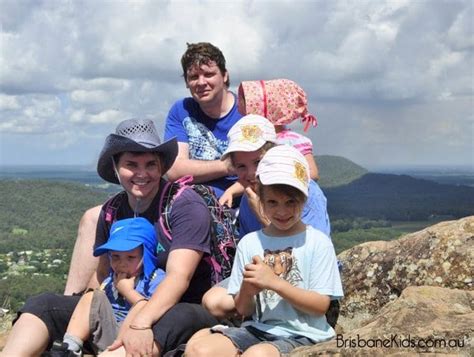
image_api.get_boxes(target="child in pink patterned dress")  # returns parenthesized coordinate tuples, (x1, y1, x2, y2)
(219, 79, 319, 208)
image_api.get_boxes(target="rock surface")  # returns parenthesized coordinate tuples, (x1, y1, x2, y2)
(338, 216, 473, 328)
(290, 286, 472, 356)
(289, 216, 474, 356)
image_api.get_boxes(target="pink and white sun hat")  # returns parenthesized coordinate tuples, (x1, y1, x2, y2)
(221, 114, 278, 160)
(256, 145, 310, 196)
(238, 79, 317, 132)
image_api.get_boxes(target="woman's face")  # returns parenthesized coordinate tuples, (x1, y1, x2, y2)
(116, 152, 162, 203)
(232, 149, 264, 191)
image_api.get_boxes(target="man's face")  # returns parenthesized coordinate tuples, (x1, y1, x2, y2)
(185, 61, 228, 107)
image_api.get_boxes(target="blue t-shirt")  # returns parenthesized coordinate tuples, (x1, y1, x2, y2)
(100, 268, 166, 322)
(164, 95, 242, 197)
(239, 180, 331, 237)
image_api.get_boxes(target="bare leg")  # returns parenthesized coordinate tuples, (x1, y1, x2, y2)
(202, 286, 236, 318)
(66, 291, 94, 341)
(1, 313, 49, 357)
(98, 346, 126, 357)
(241, 343, 280, 357)
(64, 206, 101, 295)
(185, 327, 212, 345)
(99, 342, 160, 357)
(184, 333, 238, 357)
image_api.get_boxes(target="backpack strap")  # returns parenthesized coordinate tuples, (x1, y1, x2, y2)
(158, 175, 195, 241)
(103, 191, 127, 227)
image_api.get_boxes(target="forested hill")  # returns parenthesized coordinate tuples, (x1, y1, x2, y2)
(0, 180, 109, 253)
(325, 173, 474, 220)
(316, 155, 368, 187)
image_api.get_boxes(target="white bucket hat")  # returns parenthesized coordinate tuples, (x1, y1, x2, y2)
(221, 114, 277, 160)
(256, 145, 310, 196)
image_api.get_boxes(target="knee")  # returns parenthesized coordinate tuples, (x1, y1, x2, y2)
(184, 337, 214, 357)
(22, 292, 61, 311)
(202, 287, 234, 317)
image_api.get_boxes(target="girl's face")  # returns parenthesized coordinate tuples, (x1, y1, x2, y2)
(261, 186, 305, 236)
(109, 246, 143, 278)
(232, 149, 264, 191)
(116, 152, 162, 203)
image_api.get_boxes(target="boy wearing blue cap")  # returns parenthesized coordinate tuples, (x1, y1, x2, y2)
(51, 217, 165, 356)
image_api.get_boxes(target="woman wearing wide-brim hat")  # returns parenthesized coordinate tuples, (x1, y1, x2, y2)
(3, 119, 219, 357)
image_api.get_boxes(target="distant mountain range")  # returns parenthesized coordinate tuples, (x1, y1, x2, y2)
(313, 155, 474, 220)
(316, 155, 368, 187)
(2, 156, 473, 222)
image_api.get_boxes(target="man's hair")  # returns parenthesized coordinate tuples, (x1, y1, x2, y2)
(181, 42, 229, 87)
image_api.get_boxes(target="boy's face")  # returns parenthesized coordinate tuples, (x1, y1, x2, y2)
(232, 148, 264, 191)
(109, 246, 143, 278)
(261, 186, 303, 236)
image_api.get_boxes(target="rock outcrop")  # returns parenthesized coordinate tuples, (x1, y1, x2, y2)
(339, 216, 473, 327)
(291, 286, 472, 356)
(289, 216, 473, 356)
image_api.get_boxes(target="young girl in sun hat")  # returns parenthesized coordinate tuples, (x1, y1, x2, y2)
(184, 145, 343, 357)
(238, 78, 319, 179)
(219, 79, 319, 208)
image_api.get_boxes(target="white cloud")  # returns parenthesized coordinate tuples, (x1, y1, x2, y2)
(0, 0, 472, 168)
(0, 94, 20, 110)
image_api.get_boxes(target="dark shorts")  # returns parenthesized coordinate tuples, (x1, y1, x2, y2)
(15, 293, 219, 353)
(212, 325, 314, 356)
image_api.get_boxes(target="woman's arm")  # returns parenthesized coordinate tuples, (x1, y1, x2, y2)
(64, 205, 101, 295)
(107, 248, 203, 353)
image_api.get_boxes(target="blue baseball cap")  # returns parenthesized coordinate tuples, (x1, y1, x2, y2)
(94, 217, 158, 279)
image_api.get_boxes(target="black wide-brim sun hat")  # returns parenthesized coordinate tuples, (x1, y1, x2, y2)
(97, 118, 178, 184)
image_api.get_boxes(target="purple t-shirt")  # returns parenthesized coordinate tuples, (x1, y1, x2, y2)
(96, 180, 212, 303)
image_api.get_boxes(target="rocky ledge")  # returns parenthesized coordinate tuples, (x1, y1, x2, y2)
(291, 216, 473, 356)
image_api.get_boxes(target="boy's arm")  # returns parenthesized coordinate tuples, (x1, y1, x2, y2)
(115, 273, 148, 306)
(219, 181, 245, 207)
(270, 279, 330, 315)
(244, 187, 271, 226)
(305, 153, 319, 181)
(244, 256, 330, 315)
(234, 280, 260, 317)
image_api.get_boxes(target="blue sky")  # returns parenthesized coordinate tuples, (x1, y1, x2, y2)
(0, 0, 472, 170)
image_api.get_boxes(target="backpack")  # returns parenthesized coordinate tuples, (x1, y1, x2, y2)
(158, 176, 239, 286)
(103, 176, 239, 286)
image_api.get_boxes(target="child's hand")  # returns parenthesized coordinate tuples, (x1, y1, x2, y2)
(223, 156, 236, 176)
(245, 187, 270, 226)
(243, 255, 279, 290)
(219, 191, 233, 207)
(114, 272, 136, 294)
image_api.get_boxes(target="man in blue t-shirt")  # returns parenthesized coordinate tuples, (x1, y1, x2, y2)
(164, 42, 242, 198)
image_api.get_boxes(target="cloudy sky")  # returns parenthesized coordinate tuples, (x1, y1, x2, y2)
(0, 0, 472, 171)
